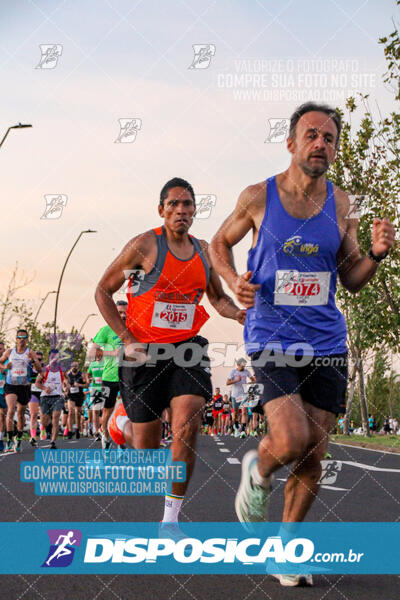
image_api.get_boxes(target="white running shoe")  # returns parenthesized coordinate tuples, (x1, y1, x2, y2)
(271, 573, 313, 587)
(235, 450, 271, 525)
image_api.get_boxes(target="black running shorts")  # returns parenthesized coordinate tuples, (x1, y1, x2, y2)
(4, 384, 30, 405)
(68, 393, 85, 408)
(99, 381, 120, 409)
(119, 335, 212, 423)
(250, 352, 348, 415)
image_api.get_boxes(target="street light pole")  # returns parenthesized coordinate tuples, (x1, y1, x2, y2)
(33, 290, 57, 324)
(0, 123, 32, 149)
(79, 313, 97, 335)
(53, 229, 97, 335)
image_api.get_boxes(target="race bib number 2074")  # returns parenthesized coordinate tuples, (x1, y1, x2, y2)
(274, 270, 330, 306)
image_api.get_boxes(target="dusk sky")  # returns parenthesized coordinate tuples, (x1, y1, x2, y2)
(1, 0, 398, 387)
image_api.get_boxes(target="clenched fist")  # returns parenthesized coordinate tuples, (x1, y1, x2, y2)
(372, 218, 395, 258)
(231, 271, 261, 309)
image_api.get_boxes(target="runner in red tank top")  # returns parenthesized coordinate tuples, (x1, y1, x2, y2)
(95, 177, 245, 530)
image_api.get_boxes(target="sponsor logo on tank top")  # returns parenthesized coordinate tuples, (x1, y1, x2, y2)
(154, 289, 204, 304)
(282, 235, 319, 256)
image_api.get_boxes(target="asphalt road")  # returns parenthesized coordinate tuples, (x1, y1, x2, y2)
(1, 434, 399, 599)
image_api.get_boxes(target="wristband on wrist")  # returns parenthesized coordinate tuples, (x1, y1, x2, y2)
(368, 247, 388, 263)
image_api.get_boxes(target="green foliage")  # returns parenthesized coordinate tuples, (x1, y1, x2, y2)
(1, 269, 88, 370)
(329, 20, 400, 434)
(328, 29, 400, 355)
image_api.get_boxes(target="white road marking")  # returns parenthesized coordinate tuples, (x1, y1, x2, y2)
(219, 448, 230, 453)
(341, 460, 400, 473)
(216, 442, 224, 445)
(227, 457, 240, 464)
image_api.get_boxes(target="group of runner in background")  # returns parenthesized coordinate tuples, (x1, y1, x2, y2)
(0, 324, 264, 453)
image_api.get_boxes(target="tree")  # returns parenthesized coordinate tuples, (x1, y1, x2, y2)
(0, 265, 88, 369)
(0, 264, 34, 342)
(328, 17, 400, 435)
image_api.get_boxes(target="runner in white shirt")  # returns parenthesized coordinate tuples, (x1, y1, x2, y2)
(0, 329, 42, 453)
(227, 358, 255, 438)
(35, 349, 65, 449)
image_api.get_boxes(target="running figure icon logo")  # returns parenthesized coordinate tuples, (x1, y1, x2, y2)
(41, 194, 68, 220)
(264, 118, 290, 143)
(347, 195, 368, 220)
(188, 44, 216, 69)
(194, 195, 217, 220)
(115, 118, 142, 143)
(42, 529, 82, 568)
(319, 460, 342, 486)
(36, 45, 63, 69)
(122, 269, 145, 295)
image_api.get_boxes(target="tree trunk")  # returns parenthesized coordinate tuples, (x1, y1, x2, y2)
(344, 362, 357, 435)
(358, 359, 371, 437)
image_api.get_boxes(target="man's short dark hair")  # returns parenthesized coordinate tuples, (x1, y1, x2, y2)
(116, 300, 128, 306)
(17, 328, 28, 336)
(159, 177, 195, 207)
(289, 102, 342, 147)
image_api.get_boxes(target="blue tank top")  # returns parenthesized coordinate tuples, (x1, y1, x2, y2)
(244, 176, 347, 356)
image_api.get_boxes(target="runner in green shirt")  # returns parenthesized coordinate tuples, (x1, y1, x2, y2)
(90, 300, 127, 449)
(87, 348, 104, 439)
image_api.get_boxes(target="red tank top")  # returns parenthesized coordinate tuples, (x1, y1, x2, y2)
(126, 227, 210, 343)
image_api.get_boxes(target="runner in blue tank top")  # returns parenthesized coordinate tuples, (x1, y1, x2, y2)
(211, 102, 395, 587)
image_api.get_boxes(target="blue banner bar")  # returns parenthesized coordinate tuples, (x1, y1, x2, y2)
(0, 522, 398, 574)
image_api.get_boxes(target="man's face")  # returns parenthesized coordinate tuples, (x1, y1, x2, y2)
(215, 388, 220, 395)
(71, 362, 78, 372)
(95, 349, 103, 361)
(49, 352, 60, 368)
(237, 363, 245, 371)
(158, 187, 196, 234)
(117, 304, 127, 322)
(287, 111, 338, 178)
(16, 332, 28, 344)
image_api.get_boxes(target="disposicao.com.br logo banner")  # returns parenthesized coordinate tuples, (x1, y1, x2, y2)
(0, 522, 398, 574)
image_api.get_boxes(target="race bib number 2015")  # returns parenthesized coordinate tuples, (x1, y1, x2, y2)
(151, 302, 195, 330)
(274, 270, 330, 306)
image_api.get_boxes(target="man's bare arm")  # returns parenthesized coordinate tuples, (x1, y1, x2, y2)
(0, 349, 11, 365)
(87, 341, 118, 359)
(94, 231, 154, 344)
(210, 185, 261, 308)
(336, 192, 395, 293)
(28, 349, 42, 374)
(201, 241, 246, 325)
